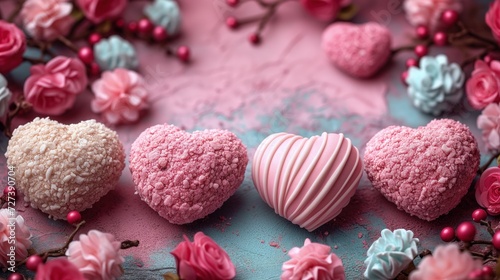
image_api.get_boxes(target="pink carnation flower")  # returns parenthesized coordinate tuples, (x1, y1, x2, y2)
(66, 230, 124, 280)
(476, 167, 500, 215)
(20, 0, 74, 42)
(24, 56, 88, 116)
(0, 209, 31, 268)
(466, 60, 500, 110)
(403, 0, 462, 31)
(281, 238, 345, 280)
(35, 258, 85, 280)
(91, 68, 148, 125)
(409, 243, 481, 280)
(478, 103, 500, 151)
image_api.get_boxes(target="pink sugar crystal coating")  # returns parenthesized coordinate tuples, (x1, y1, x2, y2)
(364, 119, 480, 221)
(129, 124, 248, 224)
(322, 22, 392, 78)
(5, 118, 125, 219)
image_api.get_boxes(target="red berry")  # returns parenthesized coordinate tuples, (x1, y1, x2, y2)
(88, 33, 102, 46)
(89, 62, 100, 76)
(482, 265, 494, 276)
(7, 273, 24, 280)
(493, 231, 500, 249)
(416, 25, 429, 39)
(78, 47, 94, 65)
(249, 33, 260, 45)
(226, 17, 238, 29)
(401, 71, 409, 85)
(433, 32, 448, 46)
(472, 209, 487, 222)
(152, 26, 168, 42)
(227, 0, 238, 6)
(115, 18, 125, 29)
(3, 186, 16, 198)
(406, 58, 418, 68)
(414, 44, 428, 58)
(26, 255, 43, 271)
(127, 21, 138, 33)
(138, 18, 154, 35)
(441, 10, 459, 26)
(456, 221, 476, 242)
(67, 210, 82, 224)
(176, 46, 190, 62)
(440, 226, 455, 242)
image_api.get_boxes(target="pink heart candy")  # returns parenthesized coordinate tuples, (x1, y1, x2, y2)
(252, 132, 363, 232)
(364, 119, 480, 221)
(129, 124, 248, 224)
(322, 22, 392, 78)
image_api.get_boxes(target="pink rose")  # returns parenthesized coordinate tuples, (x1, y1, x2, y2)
(486, 0, 500, 42)
(35, 258, 85, 280)
(403, 0, 462, 31)
(24, 56, 88, 115)
(476, 167, 500, 215)
(477, 103, 500, 150)
(20, 0, 74, 42)
(0, 20, 26, 74)
(300, 0, 350, 21)
(281, 238, 345, 280)
(466, 60, 500, 110)
(91, 68, 148, 124)
(66, 230, 124, 280)
(409, 243, 481, 280)
(0, 209, 31, 268)
(171, 232, 236, 280)
(77, 0, 128, 23)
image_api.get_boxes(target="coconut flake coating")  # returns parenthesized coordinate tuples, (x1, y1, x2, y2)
(363, 119, 479, 221)
(129, 124, 248, 224)
(5, 118, 125, 219)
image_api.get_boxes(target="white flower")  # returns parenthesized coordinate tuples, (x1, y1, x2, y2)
(94, 36, 139, 71)
(0, 74, 12, 117)
(144, 0, 181, 36)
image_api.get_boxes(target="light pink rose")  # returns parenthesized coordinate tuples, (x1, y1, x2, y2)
(409, 243, 481, 280)
(467, 60, 500, 110)
(300, 0, 350, 21)
(0, 20, 26, 74)
(171, 232, 236, 280)
(77, 0, 128, 23)
(403, 0, 462, 31)
(486, 0, 500, 42)
(35, 258, 85, 280)
(476, 167, 500, 215)
(66, 230, 124, 280)
(478, 103, 500, 151)
(281, 238, 345, 280)
(91, 68, 148, 124)
(0, 209, 31, 268)
(24, 56, 88, 115)
(20, 0, 74, 42)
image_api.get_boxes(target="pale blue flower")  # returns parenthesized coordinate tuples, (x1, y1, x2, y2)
(406, 54, 464, 116)
(94, 36, 138, 71)
(364, 229, 419, 280)
(0, 74, 12, 117)
(144, 0, 181, 36)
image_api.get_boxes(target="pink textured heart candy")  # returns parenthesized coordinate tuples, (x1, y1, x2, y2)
(364, 119, 480, 221)
(252, 132, 363, 232)
(322, 22, 392, 78)
(129, 124, 248, 224)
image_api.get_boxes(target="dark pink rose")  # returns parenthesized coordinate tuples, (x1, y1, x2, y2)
(171, 232, 236, 280)
(486, 0, 500, 42)
(476, 167, 500, 215)
(300, 0, 348, 21)
(35, 258, 85, 280)
(466, 60, 500, 110)
(77, 0, 128, 23)
(24, 56, 88, 115)
(0, 20, 26, 74)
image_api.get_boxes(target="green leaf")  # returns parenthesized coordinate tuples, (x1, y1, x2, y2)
(337, 4, 358, 21)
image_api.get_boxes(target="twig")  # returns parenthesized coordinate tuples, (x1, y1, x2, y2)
(4, 98, 31, 139)
(470, 240, 493, 245)
(480, 220, 496, 237)
(121, 240, 140, 249)
(460, 48, 490, 68)
(57, 36, 79, 53)
(23, 56, 47, 65)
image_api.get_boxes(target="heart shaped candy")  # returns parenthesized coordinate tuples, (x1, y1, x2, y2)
(129, 124, 248, 224)
(6, 118, 125, 219)
(322, 22, 392, 78)
(252, 132, 363, 232)
(364, 119, 480, 221)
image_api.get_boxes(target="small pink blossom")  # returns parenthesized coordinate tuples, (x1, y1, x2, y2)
(20, 0, 74, 41)
(77, 0, 128, 23)
(0, 209, 31, 268)
(91, 68, 148, 124)
(486, 0, 500, 42)
(403, 0, 462, 31)
(281, 238, 345, 280)
(476, 167, 500, 215)
(171, 232, 236, 280)
(300, 0, 350, 21)
(0, 20, 26, 74)
(478, 103, 500, 151)
(467, 60, 500, 110)
(66, 230, 124, 280)
(35, 258, 85, 280)
(24, 56, 88, 115)
(409, 243, 481, 280)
